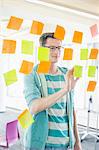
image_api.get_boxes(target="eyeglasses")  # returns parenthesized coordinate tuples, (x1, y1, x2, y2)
(45, 46, 64, 52)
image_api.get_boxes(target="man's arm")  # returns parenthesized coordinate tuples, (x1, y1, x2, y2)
(28, 68, 79, 115)
(73, 109, 82, 150)
(30, 87, 68, 114)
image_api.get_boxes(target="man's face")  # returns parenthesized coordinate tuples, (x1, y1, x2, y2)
(44, 38, 62, 63)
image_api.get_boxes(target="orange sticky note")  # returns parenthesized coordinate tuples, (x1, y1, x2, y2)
(63, 48, 73, 60)
(87, 81, 96, 92)
(90, 24, 99, 37)
(7, 16, 23, 30)
(19, 60, 34, 74)
(89, 48, 98, 59)
(37, 61, 51, 73)
(2, 40, 16, 54)
(54, 25, 65, 40)
(18, 109, 34, 129)
(30, 20, 44, 35)
(72, 31, 83, 44)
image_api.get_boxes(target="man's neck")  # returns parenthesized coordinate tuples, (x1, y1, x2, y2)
(49, 63, 58, 74)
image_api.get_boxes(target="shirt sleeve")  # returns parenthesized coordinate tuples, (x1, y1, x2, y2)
(23, 70, 41, 108)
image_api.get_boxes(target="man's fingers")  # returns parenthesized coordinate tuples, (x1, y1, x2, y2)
(67, 67, 74, 77)
(75, 77, 79, 83)
(71, 67, 74, 73)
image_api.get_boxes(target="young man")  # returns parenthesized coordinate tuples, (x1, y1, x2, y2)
(24, 33, 82, 150)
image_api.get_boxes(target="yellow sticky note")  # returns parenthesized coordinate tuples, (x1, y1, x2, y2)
(2, 40, 16, 54)
(90, 24, 98, 37)
(37, 61, 51, 73)
(38, 47, 50, 61)
(30, 20, 44, 35)
(72, 31, 83, 44)
(54, 25, 65, 40)
(88, 66, 96, 77)
(80, 48, 88, 60)
(19, 60, 34, 74)
(63, 48, 73, 60)
(89, 48, 98, 59)
(7, 16, 23, 30)
(3, 69, 18, 86)
(18, 109, 34, 129)
(87, 81, 96, 92)
(22, 40, 34, 55)
(74, 65, 83, 78)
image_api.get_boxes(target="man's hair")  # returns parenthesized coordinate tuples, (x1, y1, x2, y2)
(39, 32, 57, 46)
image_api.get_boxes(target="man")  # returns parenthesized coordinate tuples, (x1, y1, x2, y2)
(24, 32, 82, 150)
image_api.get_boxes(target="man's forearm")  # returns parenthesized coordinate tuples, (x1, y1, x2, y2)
(73, 110, 80, 143)
(30, 87, 68, 114)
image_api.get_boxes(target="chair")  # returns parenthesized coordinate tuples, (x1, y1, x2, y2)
(0, 119, 20, 148)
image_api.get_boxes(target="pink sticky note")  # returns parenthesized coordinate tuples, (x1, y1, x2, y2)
(90, 24, 98, 37)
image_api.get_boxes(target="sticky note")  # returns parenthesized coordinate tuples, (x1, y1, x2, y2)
(72, 31, 83, 44)
(87, 81, 96, 92)
(63, 48, 73, 60)
(80, 48, 88, 60)
(2, 40, 16, 54)
(37, 61, 51, 73)
(38, 47, 50, 61)
(88, 66, 96, 77)
(74, 65, 83, 77)
(30, 20, 44, 35)
(21, 40, 34, 55)
(19, 60, 34, 74)
(3, 69, 18, 86)
(7, 16, 23, 30)
(90, 24, 98, 37)
(54, 25, 65, 40)
(89, 48, 98, 59)
(18, 109, 34, 129)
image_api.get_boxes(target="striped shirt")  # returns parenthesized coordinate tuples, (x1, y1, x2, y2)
(45, 69, 69, 148)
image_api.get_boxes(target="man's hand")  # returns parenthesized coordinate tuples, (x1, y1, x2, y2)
(74, 142, 82, 150)
(64, 68, 79, 92)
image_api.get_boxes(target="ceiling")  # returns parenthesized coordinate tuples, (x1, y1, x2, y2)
(40, 0, 99, 17)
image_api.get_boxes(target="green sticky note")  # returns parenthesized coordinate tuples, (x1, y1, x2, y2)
(88, 66, 96, 77)
(22, 40, 34, 55)
(80, 48, 88, 60)
(74, 65, 83, 77)
(38, 47, 49, 61)
(3, 69, 18, 86)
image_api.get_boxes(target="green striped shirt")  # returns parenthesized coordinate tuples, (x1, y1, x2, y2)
(45, 69, 69, 148)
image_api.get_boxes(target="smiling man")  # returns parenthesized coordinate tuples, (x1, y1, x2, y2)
(24, 32, 82, 150)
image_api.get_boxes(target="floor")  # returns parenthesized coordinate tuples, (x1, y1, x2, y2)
(0, 108, 99, 150)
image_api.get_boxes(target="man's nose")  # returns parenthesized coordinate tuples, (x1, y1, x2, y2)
(54, 48, 59, 54)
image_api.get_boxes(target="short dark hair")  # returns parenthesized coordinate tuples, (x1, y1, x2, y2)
(39, 32, 57, 46)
